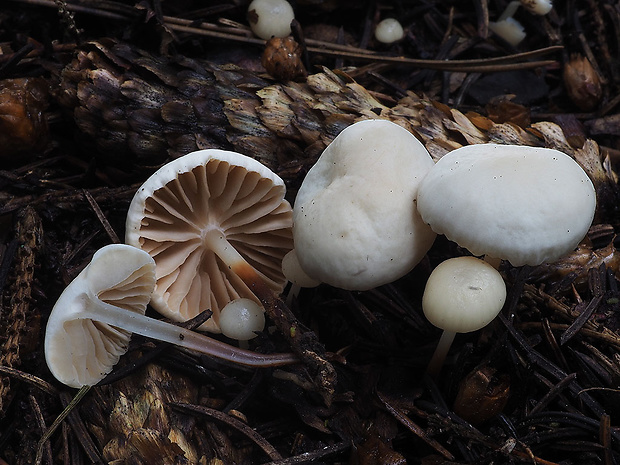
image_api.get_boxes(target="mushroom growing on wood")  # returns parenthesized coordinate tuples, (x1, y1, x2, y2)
(292, 119, 436, 291)
(416, 144, 596, 267)
(125, 149, 293, 332)
(44, 244, 297, 388)
(423, 256, 507, 378)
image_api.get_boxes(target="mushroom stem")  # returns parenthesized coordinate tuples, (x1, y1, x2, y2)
(205, 229, 275, 301)
(425, 330, 456, 380)
(82, 292, 298, 367)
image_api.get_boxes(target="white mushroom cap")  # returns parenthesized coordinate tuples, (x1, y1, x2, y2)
(248, 0, 295, 40)
(219, 298, 265, 341)
(125, 149, 293, 332)
(520, 0, 553, 15)
(489, 17, 526, 46)
(281, 249, 321, 288)
(375, 18, 405, 44)
(293, 119, 436, 291)
(45, 244, 156, 388)
(417, 144, 596, 267)
(423, 256, 507, 333)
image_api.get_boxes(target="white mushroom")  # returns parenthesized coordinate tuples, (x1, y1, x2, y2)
(219, 298, 266, 341)
(247, 0, 295, 40)
(125, 149, 293, 332)
(281, 249, 321, 288)
(423, 256, 507, 378)
(293, 119, 436, 291)
(375, 18, 405, 44)
(489, 0, 552, 46)
(416, 144, 596, 267)
(44, 244, 297, 388)
(488, 17, 526, 46)
(520, 0, 553, 15)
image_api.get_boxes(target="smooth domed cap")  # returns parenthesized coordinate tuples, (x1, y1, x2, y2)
(44, 244, 156, 388)
(248, 0, 295, 40)
(282, 249, 321, 288)
(375, 18, 405, 44)
(126, 149, 293, 332)
(423, 256, 506, 333)
(218, 298, 266, 341)
(417, 144, 596, 267)
(293, 119, 436, 291)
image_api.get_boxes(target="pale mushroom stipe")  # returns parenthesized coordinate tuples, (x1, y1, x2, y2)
(423, 256, 507, 378)
(125, 149, 293, 333)
(417, 144, 596, 267)
(247, 0, 295, 40)
(292, 119, 436, 291)
(44, 244, 297, 388)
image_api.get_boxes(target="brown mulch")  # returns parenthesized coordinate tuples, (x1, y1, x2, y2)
(1, 1, 620, 464)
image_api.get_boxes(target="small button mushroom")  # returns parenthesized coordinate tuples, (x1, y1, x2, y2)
(44, 244, 297, 388)
(423, 256, 507, 378)
(292, 119, 436, 291)
(374, 18, 405, 44)
(125, 149, 293, 333)
(219, 298, 265, 341)
(416, 144, 597, 267)
(247, 0, 295, 40)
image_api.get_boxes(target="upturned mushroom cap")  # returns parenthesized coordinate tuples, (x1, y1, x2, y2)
(423, 256, 507, 333)
(125, 149, 293, 332)
(293, 119, 436, 291)
(417, 144, 596, 267)
(45, 244, 155, 388)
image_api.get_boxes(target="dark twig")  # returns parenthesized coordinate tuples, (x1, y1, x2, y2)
(560, 294, 604, 345)
(82, 189, 121, 244)
(378, 391, 455, 460)
(170, 402, 283, 461)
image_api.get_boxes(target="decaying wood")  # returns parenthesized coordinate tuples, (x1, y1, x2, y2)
(0, 206, 43, 414)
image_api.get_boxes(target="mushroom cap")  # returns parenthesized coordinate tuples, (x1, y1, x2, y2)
(281, 249, 321, 288)
(489, 17, 526, 47)
(375, 18, 405, 44)
(423, 256, 507, 333)
(125, 149, 293, 332)
(520, 0, 553, 15)
(248, 0, 295, 40)
(44, 244, 155, 388)
(293, 119, 436, 291)
(417, 144, 596, 267)
(218, 298, 266, 341)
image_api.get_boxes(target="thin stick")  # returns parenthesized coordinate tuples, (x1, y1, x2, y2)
(35, 385, 91, 465)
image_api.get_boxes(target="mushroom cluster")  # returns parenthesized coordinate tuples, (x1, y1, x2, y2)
(45, 244, 296, 388)
(417, 142, 596, 376)
(45, 149, 298, 388)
